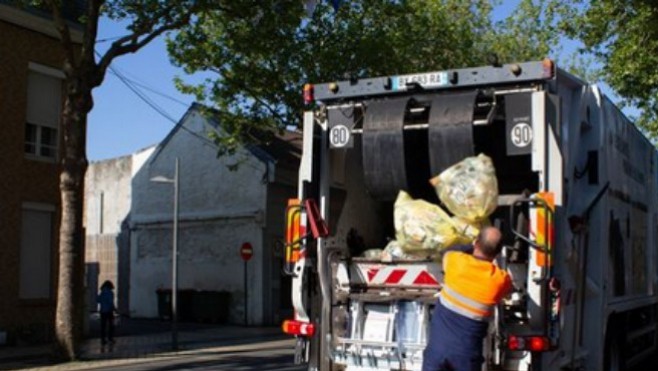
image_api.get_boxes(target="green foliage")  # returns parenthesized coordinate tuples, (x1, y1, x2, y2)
(560, 0, 658, 140)
(560, 51, 601, 84)
(12, 0, 204, 31)
(101, 0, 223, 34)
(487, 0, 560, 62)
(168, 0, 560, 151)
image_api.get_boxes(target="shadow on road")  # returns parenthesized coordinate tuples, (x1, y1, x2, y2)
(0, 316, 296, 371)
(145, 354, 302, 371)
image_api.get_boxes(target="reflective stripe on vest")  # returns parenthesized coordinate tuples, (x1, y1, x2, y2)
(439, 285, 494, 322)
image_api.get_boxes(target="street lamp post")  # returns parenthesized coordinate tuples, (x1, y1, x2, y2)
(150, 157, 180, 351)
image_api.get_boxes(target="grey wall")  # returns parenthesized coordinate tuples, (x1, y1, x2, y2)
(129, 109, 269, 323)
(84, 147, 155, 314)
(84, 107, 298, 325)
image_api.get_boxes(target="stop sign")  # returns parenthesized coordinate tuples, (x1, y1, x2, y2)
(240, 242, 253, 261)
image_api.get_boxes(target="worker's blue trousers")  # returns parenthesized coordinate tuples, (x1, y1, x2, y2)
(421, 348, 483, 371)
(421, 301, 486, 371)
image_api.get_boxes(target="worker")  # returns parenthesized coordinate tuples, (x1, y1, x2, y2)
(422, 226, 512, 371)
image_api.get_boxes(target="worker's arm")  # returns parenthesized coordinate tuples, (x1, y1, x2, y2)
(496, 274, 514, 302)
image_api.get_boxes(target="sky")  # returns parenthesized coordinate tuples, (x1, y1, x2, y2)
(86, 1, 593, 161)
(87, 17, 202, 161)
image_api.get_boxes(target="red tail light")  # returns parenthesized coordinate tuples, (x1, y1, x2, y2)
(507, 335, 551, 352)
(303, 84, 314, 105)
(282, 319, 315, 337)
(528, 336, 550, 351)
(507, 335, 524, 350)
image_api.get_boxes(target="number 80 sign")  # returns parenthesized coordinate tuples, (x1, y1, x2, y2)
(329, 124, 352, 148)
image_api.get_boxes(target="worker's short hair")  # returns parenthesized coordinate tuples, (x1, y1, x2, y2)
(476, 226, 503, 259)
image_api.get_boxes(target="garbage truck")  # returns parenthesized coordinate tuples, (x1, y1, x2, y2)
(281, 59, 658, 370)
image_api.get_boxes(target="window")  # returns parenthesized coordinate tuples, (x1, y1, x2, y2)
(19, 204, 54, 299)
(25, 65, 63, 160)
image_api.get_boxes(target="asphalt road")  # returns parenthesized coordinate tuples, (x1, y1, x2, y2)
(84, 340, 306, 371)
(7, 315, 655, 371)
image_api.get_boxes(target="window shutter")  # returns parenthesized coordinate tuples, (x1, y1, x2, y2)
(19, 208, 53, 299)
(26, 71, 62, 129)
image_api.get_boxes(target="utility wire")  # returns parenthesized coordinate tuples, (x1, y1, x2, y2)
(107, 63, 190, 107)
(108, 69, 189, 107)
(96, 51, 265, 172)
(97, 51, 209, 145)
(105, 60, 232, 155)
(110, 64, 179, 123)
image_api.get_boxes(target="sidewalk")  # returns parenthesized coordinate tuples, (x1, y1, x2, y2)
(0, 317, 288, 370)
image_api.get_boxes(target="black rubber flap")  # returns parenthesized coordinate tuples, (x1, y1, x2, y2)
(362, 98, 409, 201)
(428, 91, 478, 176)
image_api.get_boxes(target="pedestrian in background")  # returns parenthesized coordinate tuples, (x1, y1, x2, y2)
(97, 280, 117, 345)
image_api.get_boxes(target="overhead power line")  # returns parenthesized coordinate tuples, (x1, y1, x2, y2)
(102, 58, 220, 148)
(108, 64, 179, 124)
(108, 69, 189, 107)
(95, 50, 266, 172)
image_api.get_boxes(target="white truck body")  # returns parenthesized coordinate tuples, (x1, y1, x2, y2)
(283, 60, 658, 370)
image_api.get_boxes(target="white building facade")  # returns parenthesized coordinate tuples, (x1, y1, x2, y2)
(86, 104, 299, 325)
(85, 146, 155, 314)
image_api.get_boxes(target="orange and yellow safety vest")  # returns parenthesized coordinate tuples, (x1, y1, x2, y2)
(440, 251, 512, 322)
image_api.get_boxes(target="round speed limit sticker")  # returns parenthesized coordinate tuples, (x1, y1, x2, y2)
(510, 123, 533, 147)
(329, 124, 351, 148)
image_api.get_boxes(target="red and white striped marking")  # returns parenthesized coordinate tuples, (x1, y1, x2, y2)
(363, 266, 440, 287)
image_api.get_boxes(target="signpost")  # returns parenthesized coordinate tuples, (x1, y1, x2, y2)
(150, 157, 180, 351)
(240, 242, 253, 326)
(240, 242, 253, 261)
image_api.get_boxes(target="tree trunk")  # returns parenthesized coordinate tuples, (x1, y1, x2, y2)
(54, 90, 90, 360)
(46, 0, 193, 358)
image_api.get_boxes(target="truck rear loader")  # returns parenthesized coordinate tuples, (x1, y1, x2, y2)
(282, 59, 658, 370)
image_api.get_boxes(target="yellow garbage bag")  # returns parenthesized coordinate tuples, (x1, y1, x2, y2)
(452, 217, 489, 245)
(394, 191, 471, 254)
(382, 239, 436, 261)
(430, 153, 499, 223)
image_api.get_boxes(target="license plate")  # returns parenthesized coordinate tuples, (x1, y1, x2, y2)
(392, 72, 448, 91)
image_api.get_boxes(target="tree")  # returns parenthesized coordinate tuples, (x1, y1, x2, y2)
(167, 0, 561, 152)
(26, 0, 557, 359)
(560, 0, 658, 139)
(16, 0, 233, 360)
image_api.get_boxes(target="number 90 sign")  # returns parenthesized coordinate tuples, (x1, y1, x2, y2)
(511, 123, 533, 148)
(329, 124, 352, 148)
